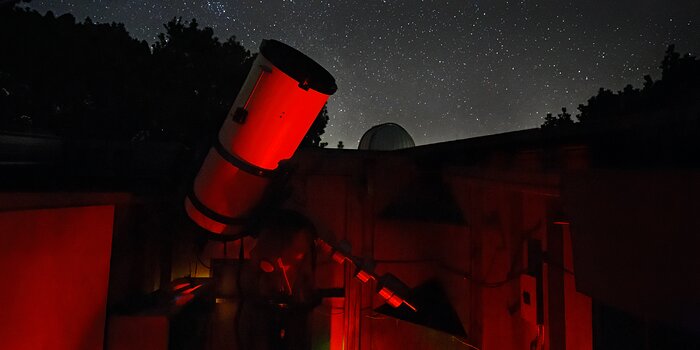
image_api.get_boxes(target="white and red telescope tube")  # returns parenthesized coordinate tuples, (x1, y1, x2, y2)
(185, 40, 337, 235)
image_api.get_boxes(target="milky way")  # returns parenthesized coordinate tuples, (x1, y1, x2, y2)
(28, 1, 700, 147)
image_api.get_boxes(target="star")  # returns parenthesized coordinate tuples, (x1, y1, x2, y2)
(25, 0, 700, 147)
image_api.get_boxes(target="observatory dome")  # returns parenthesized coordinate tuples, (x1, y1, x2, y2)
(358, 123, 415, 151)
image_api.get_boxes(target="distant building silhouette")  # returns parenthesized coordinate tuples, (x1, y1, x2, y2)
(358, 122, 415, 150)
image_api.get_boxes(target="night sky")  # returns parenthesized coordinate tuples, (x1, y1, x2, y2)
(28, 0, 700, 147)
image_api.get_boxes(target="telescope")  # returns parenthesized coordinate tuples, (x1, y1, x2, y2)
(185, 39, 337, 236)
(183, 39, 415, 314)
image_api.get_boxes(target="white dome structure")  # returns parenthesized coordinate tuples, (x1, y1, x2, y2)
(358, 123, 415, 151)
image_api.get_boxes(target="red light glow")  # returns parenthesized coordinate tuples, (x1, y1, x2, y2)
(260, 259, 275, 273)
(219, 57, 332, 171)
(187, 45, 333, 235)
(187, 152, 270, 234)
(317, 240, 333, 254)
(181, 284, 203, 295)
(0, 206, 114, 350)
(378, 287, 404, 308)
(355, 270, 373, 283)
(277, 257, 293, 294)
(387, 295, 404, 308)
(378, 287, 394, 300)
(173, 283, 191, 291)
(332, 251, 347, 264)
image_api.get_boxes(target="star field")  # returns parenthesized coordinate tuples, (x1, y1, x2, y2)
(29, 0, 700, 147)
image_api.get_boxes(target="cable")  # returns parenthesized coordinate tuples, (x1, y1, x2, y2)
(439, 263, 525, 288)
(363, 313, 388, 320)
(451, 336, 482, 350)
(196, 251, 211, 270)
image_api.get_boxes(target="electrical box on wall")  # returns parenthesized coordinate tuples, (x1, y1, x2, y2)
(518, 274, 537, 324)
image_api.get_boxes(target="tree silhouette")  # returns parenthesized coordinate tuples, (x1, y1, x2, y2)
(0, 7, 331, 148)
(542, 45, 700, 128)
(542, 107, 574, 129)
(300, 104, 329, 148)
(0, 6, 152, 137)
(149, 17, 252, 146)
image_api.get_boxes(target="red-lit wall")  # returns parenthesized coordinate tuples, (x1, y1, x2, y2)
(287, 149, 594, 350)
(0, 205, 114, 350)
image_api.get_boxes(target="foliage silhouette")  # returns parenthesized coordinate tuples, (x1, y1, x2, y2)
(542, 107, 574, 129)
(0, 6, 152, 138)
(300, 104, 329, 148)
(542, 45, 700, 128)
(0, 6, 331, 148)
(149, 17, 252, 147)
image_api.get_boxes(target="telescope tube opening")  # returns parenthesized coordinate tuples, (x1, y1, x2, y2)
(260, 39, 337, 95)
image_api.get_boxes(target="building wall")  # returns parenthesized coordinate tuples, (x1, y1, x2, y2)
(292, 149, 593, 350)
(0, 204, 115, 350)
(0, 192, 178, 350)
